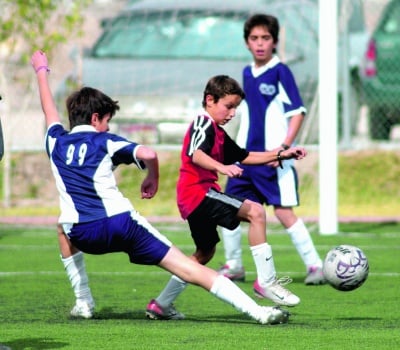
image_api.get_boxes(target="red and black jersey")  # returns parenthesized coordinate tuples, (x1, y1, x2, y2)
(177, 114, 249, 219)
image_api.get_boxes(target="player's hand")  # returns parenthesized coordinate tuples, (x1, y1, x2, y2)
(31, 50, 49, 74)
(282, 147, 307, 160)
(268, 147, 282, 167)
(220, 164, 243, 178)
(141, 177, 158, 199)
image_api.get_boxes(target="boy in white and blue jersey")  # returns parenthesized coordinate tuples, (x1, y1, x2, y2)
(219, 14, 326, 287)
(30, 50, 290, 325)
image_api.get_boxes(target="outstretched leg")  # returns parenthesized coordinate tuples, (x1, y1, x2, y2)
(146, 246, 215, 320)
(157, 246, 289, 325)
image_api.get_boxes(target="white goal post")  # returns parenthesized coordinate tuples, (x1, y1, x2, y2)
(319, 0, 339, 234)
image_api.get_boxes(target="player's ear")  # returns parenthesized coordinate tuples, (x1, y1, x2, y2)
(205, 94, 215, 107)
(90, 113, 100, 127)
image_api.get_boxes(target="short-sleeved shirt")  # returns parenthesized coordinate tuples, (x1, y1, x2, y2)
(46, 123, 145, 225)
(238, 55, 306, 151)
(226, 55, 305, 207)
(177, 113, 249, 219)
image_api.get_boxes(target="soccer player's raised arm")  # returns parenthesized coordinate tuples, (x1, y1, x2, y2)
(31, 51, 60, 127)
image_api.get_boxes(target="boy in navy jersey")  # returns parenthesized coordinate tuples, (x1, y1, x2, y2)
(219, 14, 326, 286)
(146, 75, 307, 320)
(31, 50, 291, 325)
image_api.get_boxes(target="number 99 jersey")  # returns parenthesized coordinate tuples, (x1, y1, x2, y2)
(46, 123, 144, 224)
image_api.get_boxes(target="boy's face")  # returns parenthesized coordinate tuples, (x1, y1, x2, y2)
(246, 25, 276, 67)
(205, 94, 242, 126)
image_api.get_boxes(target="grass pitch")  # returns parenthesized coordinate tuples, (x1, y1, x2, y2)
(0, 221, 399, 350)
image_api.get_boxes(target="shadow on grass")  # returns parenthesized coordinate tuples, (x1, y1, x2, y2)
(291, 276, 309, 284)
(93, 307, 260, 324)
(1, 339, 68, 350)
(92, 307, 143, 320)
(337, 317, 381, 321)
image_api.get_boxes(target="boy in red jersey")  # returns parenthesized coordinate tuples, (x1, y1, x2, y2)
(146, 75, 305, 320)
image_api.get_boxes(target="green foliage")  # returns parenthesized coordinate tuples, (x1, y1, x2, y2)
(0, 0, 92, 61)
(0, 223, 399, 349)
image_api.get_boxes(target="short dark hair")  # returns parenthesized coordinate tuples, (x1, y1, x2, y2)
(244, 14, 280, 52)
(202, 75, 245, 107)
(66, 87, 120, 129)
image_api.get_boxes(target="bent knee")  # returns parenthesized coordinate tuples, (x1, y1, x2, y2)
(245, 201, 266, 222)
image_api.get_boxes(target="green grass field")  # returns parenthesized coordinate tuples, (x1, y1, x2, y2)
(0, 221, 399, 350)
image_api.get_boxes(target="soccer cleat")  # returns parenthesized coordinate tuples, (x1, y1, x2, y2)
(254, 277, 300, 307)
(257, 306, 290, 325)
(304, 266, 327, 285)
(145, 299, 185, 320)
(217, 264, 245, 282)
(70, 300, 94, 319)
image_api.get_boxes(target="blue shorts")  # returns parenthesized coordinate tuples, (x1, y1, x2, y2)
(67, 211, 172, 265)
(225, 163, 300, 207)
(187, 188, 244, 252)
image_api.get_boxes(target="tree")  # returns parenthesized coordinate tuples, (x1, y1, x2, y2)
(0, 0, 92, 207)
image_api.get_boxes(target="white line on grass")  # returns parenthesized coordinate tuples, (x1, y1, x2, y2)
(1, 244, 400, 250)
(1, 271, 399, 277)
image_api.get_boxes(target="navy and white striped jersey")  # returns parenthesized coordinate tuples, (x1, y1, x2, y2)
(45, 123, 145, 225)
(226, 55, 304, 207)
(237, 55, 306, 152)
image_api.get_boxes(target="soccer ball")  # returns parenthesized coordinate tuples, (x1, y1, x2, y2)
(323, 245, 369, 291)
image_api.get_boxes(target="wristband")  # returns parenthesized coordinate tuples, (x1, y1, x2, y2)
(277, 149, 284, 169)
(35, 66, 50, 74)
(281, 143, 290, 150)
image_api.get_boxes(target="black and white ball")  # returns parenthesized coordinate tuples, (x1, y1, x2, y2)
(323, 245, 369, 291)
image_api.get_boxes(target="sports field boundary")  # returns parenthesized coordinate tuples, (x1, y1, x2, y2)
(2, 215, 400, 226)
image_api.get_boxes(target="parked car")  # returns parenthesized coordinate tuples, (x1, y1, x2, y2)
(62, 0, 367, 144)
(361, 0, 400, 140)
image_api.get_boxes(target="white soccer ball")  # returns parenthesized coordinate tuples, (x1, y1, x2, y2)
(323, 244, 369, 291)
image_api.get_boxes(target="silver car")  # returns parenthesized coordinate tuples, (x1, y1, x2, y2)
(71, 0, 367, 144)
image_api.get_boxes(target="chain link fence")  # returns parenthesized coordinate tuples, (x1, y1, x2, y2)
(1, 0, 399, 210)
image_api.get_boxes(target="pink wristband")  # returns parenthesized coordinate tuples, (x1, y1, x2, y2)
(35, 66, 50, 74)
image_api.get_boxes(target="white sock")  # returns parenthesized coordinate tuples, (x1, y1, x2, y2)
(210, 275, 261, 321)
(221, 225, 243, 270)
(286, 219, 323, 270)
(155, 275, 187, 307)
(250, 243, 276, 286)
(61, 251, 94, 305)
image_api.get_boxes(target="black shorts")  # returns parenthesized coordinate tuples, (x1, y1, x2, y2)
(187, 188, 244, 251)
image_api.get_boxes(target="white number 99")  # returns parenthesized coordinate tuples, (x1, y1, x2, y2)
(66, 144, 88, 166)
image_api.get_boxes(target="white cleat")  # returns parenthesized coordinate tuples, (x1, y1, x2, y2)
(70, 300, 95, 319)
(257, 306, 290, 325)
(254, 277, 300, 307)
